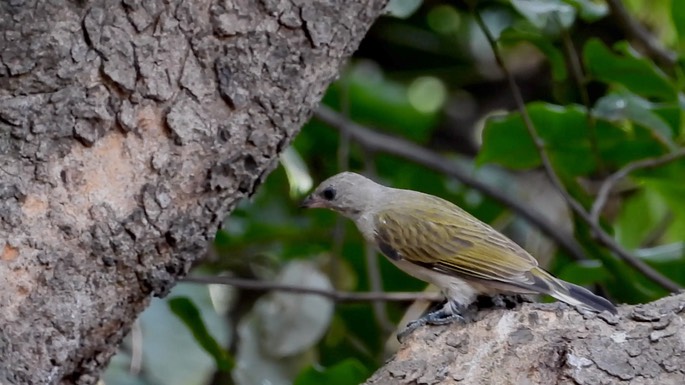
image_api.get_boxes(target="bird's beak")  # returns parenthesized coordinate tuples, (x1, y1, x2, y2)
(300, 194, 325, 209)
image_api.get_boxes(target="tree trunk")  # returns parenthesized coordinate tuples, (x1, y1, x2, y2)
(0, 0, 387, 383)
(365, 294, 685, 385)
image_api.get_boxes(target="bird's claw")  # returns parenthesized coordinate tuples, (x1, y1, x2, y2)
(397, 307, 467, 342)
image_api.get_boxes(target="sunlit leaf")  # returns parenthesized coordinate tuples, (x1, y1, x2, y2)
(637, 243, 685, 262)
(384, 0, 423, 19)
(593, 92, 675, 146)
(407, 76, 447, 113)
(427, 4, 462, 35)
(563, 0, 608, 22)
(280, 147, 313, 199)
(511, 0, 576, 36)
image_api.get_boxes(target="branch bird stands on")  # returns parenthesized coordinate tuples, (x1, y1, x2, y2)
(301, 172, 617, 339)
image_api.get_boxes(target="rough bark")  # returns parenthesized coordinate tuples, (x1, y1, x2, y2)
(0, 0, 387, 383)
(365, 294, 685, 385)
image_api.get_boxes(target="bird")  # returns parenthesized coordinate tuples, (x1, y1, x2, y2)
(301, 172, 617, 337)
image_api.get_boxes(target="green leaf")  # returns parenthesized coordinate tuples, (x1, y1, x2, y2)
(651, 104, 682, 139)
(583, 39, 677, 101)
(562, 0, 608, 22)
(643, 179, 685, 245)
(636, 243, 685, 263)
(593, 92, 675, 146)
(213, 228, 232, 252)
(280, 147, 313, 198)
(615, 187, 668, 250)
(407, 76, 447, 114)
(672, 0, 685, 49)
(557, 260, 611, 286)
(500, 26, 568, 81)
(294, 359, 369, 385)
(384, 0, 423, 19)
(168, 297, 234, 371)
(616, 177, 685, 256)
(478, 103, 666, 176)
(572, 218, 667, 304)
(511, 0, 576, 36)
(427, 4, 462, 35)
(323, 62, 440, 144)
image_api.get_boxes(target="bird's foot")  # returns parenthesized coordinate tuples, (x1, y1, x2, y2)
(397, 304, 469, 342)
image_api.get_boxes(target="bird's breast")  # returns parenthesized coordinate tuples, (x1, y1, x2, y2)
(353, 213, 378, 242)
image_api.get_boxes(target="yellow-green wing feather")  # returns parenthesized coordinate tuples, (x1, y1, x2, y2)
(372, 190, 617, 314)
(374, 192, 540, 286)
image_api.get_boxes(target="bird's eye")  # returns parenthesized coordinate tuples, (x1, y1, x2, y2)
(321, 187, 336, 201)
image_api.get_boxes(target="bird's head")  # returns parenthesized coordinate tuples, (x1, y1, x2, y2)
(300, 172, 383, 219)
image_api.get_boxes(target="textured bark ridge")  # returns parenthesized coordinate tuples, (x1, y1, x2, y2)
(0, 0, 387, 383)
(365, 294, 685, 385)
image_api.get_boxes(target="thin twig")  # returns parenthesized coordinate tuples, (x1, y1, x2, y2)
(365, 242, 395, 331)
(606, 0, 677, 69)
(337, 73, 352, 171)
(129, 319, 143, 376)
(641, 212, 675, 248)
(561, 27, 603, 174)
(331, 76, 353, 288)
(362, 158, 395, 333)
(315, 106, 588, 263)
(471, 7, 681, 292)
(331, 219, 346, 288)
(182, 276, 443, 303)
(590, 148, 685, 224)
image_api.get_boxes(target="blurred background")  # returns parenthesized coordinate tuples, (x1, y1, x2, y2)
(104, 0, 685, 384)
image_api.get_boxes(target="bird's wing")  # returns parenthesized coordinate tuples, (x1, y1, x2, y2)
(373, 194, 540, 286)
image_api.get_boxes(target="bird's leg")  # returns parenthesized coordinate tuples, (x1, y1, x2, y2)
(397, 300, 469, 342)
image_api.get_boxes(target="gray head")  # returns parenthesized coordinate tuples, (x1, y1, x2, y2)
(300, 172, 385, 219)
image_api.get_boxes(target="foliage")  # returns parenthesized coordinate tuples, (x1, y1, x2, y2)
(168, 297, 234, 372)
(106, 1, 685, 384)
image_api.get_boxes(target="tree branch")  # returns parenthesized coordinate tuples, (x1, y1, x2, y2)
(364, 293, 685, 385)
(561, 27, 603, 174)
(590, 148, 685, 224)
(361, 158, 396, 333)
(471, 7, 682, 292)
(182, 276, 443, 303)
(606, 0, 677, 69)
(314, 106, 588, 263)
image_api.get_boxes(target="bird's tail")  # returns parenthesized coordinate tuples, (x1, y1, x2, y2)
(530, 268, 617, 314)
